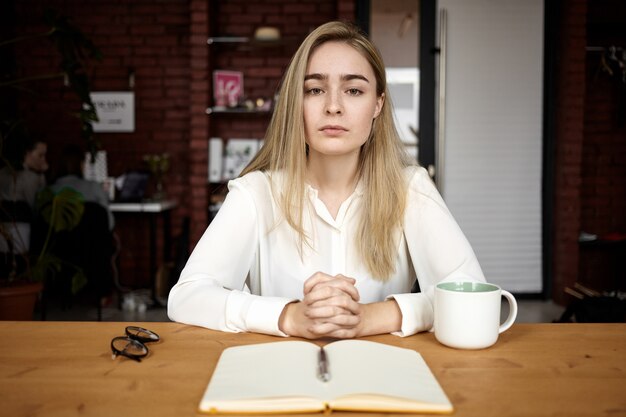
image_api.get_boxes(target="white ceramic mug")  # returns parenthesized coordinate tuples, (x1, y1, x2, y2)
(434, 281, 517, 349)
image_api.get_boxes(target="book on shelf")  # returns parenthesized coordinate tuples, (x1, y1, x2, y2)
(198, 340, 453, 415)
(222, 139, 259, 180)
(208, 138, 223, 182)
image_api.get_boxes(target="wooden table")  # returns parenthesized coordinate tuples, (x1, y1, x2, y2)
(0, 322, 624, 416)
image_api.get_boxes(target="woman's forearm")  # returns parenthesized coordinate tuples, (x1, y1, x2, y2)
(356, 299, 402, 337)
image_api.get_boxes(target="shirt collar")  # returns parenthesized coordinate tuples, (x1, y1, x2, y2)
(305, 175, 365, 198)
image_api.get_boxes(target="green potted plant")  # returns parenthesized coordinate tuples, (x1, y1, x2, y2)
(0, 9, 101, 319)
(0, 188, 87, 319)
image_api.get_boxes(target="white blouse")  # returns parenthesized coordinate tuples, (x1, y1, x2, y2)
(168, 166, 485, 337)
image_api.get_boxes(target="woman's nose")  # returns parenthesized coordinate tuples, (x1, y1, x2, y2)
(325, 91, 343, 114)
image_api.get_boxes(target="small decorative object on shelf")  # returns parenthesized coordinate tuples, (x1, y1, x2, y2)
(253, 26, 280, 41)
(143, 153, 170, 200)
(206, 96, 273, 115)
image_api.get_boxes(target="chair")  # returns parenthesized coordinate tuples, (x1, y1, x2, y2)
(33, 202, 114, 321)
(0, 200, 33, 255)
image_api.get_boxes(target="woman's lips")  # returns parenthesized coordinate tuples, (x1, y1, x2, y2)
(320, 125, 348, 136)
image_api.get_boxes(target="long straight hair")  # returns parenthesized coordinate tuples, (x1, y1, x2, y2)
(241, 21, 412, 280)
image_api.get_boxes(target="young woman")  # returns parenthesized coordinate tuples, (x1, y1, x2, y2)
(168, 21, 485, 338)
(0, 137, 48, 254)
(0, 138, 48, 209)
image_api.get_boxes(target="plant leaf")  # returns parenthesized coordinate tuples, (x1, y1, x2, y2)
(70, 269, 88, 294)
(30, 253, 62, 283)
(37, 188, 85, 232)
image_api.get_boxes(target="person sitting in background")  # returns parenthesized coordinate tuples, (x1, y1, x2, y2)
(0, 137, 48, 255)
(50, 144, 115, 231)
(48, 144, 116, 307)
(0, 137, 48, 209)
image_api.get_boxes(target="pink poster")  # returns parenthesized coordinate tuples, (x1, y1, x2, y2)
(213, 70, 243, 108)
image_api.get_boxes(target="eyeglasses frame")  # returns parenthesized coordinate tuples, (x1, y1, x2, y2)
(111, 326, 160, 362)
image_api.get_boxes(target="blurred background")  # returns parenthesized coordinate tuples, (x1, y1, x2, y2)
(1, 0, 624, 323)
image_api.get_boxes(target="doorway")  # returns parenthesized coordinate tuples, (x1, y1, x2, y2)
(366, 0, 546, 294)
(370, 0, 421, 161)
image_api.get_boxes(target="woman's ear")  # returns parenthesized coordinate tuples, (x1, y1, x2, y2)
(374, 93, 385, 119)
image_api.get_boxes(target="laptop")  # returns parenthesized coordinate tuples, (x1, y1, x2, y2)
(115, 172, 149, 202)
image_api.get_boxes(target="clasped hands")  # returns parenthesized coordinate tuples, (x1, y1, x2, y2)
(279, 272, 400, 339)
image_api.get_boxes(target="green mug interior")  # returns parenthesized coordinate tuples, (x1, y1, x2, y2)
(437, 282, 499, 293)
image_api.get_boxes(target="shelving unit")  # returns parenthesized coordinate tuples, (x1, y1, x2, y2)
(207, 37, 300, 47)
(205, 29, 301, 223)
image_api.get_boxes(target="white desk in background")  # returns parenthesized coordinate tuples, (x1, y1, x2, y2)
(110, 199, 178, 213)
(110, 200, 178, 305)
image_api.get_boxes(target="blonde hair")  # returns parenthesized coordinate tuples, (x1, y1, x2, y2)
(241, 21, 413, 280)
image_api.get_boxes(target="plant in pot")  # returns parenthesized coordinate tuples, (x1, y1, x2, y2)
(0, 8, 101, 319)
(1, 188, 88, 319)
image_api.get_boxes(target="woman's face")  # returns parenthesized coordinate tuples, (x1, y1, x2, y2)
(303, 41, 383, 159)
(24, 142, 49, 173)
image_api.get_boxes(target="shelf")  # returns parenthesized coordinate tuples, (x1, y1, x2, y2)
(205, 107, 272, 115)
(207, 37, 250, 44)
(207, 37, 300, 48)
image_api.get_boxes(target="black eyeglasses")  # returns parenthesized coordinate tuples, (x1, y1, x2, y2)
(111, 326, 160, 362)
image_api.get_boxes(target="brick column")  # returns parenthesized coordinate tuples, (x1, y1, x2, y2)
(551, 0, 587, 304)
(189, 0, 210, 244)
(337, 0, 356, 22)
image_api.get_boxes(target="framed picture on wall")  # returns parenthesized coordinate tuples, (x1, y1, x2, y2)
(213, 70, 243, 108)
(90, 92, 135, 132)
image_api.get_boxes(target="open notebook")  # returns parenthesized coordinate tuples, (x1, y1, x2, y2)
(199, 340, 453, 414)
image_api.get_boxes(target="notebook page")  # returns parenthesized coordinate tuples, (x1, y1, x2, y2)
(200, 341, 325, 406)
(324, 340, 451, 408)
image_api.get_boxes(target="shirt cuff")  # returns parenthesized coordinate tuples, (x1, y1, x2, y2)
(225, 290, 297, 337)
(386, 292, 434, 337)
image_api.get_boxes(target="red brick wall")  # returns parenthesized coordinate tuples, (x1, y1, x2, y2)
(337, 0, 356, 21)
(551, 0, 587, 304)
(189, 0, 210, 251)
(552, 0, 626, 301)
(10, 0, 192, 288)
(578, 0, 626, 292)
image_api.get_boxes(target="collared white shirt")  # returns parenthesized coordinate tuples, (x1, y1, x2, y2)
(168, 166, 485, 336)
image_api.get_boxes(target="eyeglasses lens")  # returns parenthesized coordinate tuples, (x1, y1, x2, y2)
(112, 337, 147, 358)
(126, 326, 160, 343)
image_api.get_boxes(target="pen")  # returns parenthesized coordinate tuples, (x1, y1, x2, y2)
(318, 347, 330, 382)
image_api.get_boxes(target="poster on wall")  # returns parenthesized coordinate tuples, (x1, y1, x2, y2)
(213, 70, 243, 108)
(90, 92, 135, 132)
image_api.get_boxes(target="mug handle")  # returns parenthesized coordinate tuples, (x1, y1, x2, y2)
(499, 290, 518, 334)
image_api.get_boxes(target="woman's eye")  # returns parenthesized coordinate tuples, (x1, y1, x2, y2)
(306, 88, 323, 95)
(347, 88, 362, 96)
